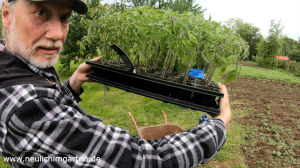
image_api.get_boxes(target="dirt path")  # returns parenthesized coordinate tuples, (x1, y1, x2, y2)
(229, 76, 300, 168)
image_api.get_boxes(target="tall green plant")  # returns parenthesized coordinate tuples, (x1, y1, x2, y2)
(65, 5, 248, 84)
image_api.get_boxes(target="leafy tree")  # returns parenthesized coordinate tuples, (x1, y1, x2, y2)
(280, 36, 300, 62)
(256, 20, 283, 65)
(161, 0, 205, 15)
(281, 36, 296, 56)
(288, 49, 300, 62)
(226, 18, 260, 60)
(110, 0, 129, 11)
(284, 38, 300, 63)
(61, 0, 107, 71)
(126, 0, 157, 6)
(267, 20, 284, 56)
(119, 0, 205, 14)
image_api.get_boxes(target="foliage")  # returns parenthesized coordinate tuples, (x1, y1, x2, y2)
(226, 18, 260, 61)
(61, 0, 107, 71)
(280, 36, 300, 62)
(273, 60, 300, 76)
(124, 0, 157, 7)
(110, 1, 129, 11)
(113, 0, 205, 14)
(252, 20, 300, 75)
(256, 20, 283, 66)
(280, 36, 299, 56)
(288, 49, 300, 62)
(160, 0, 205, 15)
(67, 4, 248, 84)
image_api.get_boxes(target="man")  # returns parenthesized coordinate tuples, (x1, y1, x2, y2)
(0, 0, 231, 167)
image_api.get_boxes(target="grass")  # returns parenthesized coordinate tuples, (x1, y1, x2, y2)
(201, 109, 248, 168)
(214, 61, 300, 85)
(1, 60, 299, 167)
(238, 62, 300, 85)
(79, 83, 203, 134)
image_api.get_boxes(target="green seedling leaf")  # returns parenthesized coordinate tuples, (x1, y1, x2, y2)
(96, 48, 102, 57)
(225, 70, 238, 83)
(188, 32, 198, 45)
(183, 38, 193, 50)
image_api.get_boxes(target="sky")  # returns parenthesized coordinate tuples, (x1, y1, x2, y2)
(197, 0, 300, 40)
(0, 0, 299, 40)
(101, 0, 300, 40)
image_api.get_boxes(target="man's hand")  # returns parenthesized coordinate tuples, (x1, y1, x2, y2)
(69, 57, 101, 94)
(215, 83, 232, 125)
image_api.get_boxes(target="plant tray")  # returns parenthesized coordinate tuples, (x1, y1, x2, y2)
(87, 45, 223, 115)
(87, 62, 223, 115)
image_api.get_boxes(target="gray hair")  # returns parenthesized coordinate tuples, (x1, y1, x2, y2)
(2, 0, 17, 39)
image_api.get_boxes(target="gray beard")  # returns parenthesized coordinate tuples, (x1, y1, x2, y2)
(7, 17, 62, 69)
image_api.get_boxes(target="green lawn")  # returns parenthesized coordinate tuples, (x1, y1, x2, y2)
(238, 63, 300, 85)
(1, 61, 299, 167)
(213, 61, 300, 85)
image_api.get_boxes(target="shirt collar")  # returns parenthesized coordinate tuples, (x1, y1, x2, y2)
(0, 40, 56, 79)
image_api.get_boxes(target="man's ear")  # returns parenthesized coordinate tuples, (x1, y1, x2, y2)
(2, 0, 13, 30)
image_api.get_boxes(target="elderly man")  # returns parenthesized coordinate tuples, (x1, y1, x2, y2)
(0, 0, 231, 167)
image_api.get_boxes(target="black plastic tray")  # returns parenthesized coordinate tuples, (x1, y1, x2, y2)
(86, 61, 223, 115)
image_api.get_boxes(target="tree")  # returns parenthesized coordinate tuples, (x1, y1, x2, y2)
(132, 0, 157, 6)
(266, 20, 283, 57)
(282, 37, 300, 62)
(226, 18, 260, 60)
(120, 0, 205, 14)
(161, 0, 205, 15)
(280, 36, 299, 56)
(256, 20, 283, 65)
(61, 0, 106, 71)
(288, 49, 300, 62)
(110, 1, 129, 11)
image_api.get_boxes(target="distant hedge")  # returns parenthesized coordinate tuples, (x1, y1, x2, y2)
(274, 60, 300, 76)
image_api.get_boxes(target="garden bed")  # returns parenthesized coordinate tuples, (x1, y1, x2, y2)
(229, 77, 300, 168)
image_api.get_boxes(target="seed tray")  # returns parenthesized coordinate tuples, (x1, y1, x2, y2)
(86, 45, 223, 115)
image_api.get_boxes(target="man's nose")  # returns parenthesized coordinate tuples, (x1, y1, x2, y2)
(45, 19, 65, 41)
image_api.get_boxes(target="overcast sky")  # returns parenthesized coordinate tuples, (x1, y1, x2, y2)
(102, 0, 300, 40)
(197, 0, 300, 40)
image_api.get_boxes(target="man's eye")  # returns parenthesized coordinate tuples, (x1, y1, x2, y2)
(61, 15, 70, 21)
(37, 9, 46, 16)
(61, 14, 70, 23)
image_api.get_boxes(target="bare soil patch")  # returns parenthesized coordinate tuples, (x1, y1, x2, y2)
(229, 76, 300, 168)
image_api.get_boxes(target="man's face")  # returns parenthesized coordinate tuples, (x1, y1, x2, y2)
(3, 0, 71, 68)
